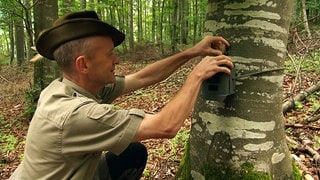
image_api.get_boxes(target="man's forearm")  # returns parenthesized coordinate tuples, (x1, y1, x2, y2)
(123, 48, 198, 94)
(132, 73, 203, 141)
(132, 55, 233, 141)
(123, 36, 230, 94)
(158, 73, 202, 133)
(134, 48, 198, 86)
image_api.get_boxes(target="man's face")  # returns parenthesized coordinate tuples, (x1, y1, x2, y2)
(85, 36, 119, 86)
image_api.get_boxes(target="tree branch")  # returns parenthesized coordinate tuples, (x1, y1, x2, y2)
(0, 74, 13, 83)
(283, 81, 320, 113)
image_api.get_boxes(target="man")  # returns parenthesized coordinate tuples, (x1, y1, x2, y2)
(10, 11, 233, 179)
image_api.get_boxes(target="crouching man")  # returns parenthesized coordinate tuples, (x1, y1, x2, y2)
(10, 10, 233, 179)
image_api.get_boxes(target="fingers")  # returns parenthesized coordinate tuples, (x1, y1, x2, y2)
(205, 36, 230, 55)
(195, 36, 230, 56)
(204, 55, 234, 70)
(217, 56, 234, 69)
(215, 65, 232, 75)
(191, 36, 230, 57)
(192, 55, 233, 80)
(208, 36, 230, 47)
(211, 56, 233, 75)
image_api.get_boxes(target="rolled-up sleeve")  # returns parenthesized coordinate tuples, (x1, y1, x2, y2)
(98, 76, 125, 103)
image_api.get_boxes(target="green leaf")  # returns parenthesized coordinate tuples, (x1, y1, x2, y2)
(294, 101, 303, 109)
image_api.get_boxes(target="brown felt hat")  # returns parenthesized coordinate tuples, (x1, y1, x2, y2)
(36, 11, 125, 60)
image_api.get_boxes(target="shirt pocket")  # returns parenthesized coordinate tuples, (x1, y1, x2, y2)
(86, 104, 121, 127)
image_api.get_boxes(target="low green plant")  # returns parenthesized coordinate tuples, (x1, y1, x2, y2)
(308, 97, 320, 113)
(169, 129, 189, 157)
(285, 49, 320, 73)
(0, 134, 17, 153)
(143, 168, 151, 178)
(201, 162, 272, 180)
(294, 101, 303, 109)
(292, 161, 302, 180)
(0, 133, 18, 169)
(0, 55, 10, 65)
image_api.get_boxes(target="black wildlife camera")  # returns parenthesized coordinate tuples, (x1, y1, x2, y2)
(200, 44, 235, 101)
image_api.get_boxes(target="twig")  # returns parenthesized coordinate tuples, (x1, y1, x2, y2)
(286, 136, 299, 146)
(0, 74, 13, 83)
(305, 114, 320, 123)
(287, 53, 303, 95)
(292, 154, 309, 173)
(288, 135, 319, 178)
(305, 105, 320, 122)
(305, 145, 320, 164)
(283, 80, 320, 113)
(299, 134, 320, 165)
(285, 123, 320, 131)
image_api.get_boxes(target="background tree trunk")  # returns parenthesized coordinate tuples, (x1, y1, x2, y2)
(180, 0, 188, 45)
(151, 0, 156, 43)
(159, 0, 165, 54)
(9, 18, 15, 65)
(178, 0, 295, 179)
(192, 0, 198, 45)
(137, 0, 143, 42)
(23, 0, 35, 60)
(33, 0, 59, 90)
(301, 0, 312, 39)
(14, 18, 25, 67)
(129, 0, 134, 49)
(171, 0, 178, 53)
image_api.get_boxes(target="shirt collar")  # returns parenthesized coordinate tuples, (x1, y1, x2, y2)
(61, 78, 99, 101)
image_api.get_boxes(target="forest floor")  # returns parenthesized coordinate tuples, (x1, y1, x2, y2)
(0, 46, 319, 179)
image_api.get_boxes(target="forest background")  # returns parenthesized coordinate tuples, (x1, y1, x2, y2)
(0, 0, 320, 179)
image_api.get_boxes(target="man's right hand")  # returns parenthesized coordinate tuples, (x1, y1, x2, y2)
(191, 55, 234, 81)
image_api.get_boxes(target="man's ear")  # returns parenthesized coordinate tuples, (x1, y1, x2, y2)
(75, 56, 89, 74)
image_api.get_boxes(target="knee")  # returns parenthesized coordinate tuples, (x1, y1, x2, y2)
(129, 142, 148, 162)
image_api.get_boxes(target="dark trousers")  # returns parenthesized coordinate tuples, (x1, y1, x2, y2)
(95, 142, 148, 180)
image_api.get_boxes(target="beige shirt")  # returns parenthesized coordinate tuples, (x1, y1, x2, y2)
(10, 77, 144, 179)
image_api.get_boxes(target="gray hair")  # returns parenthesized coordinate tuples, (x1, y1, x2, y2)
(53, 37, 94, 72)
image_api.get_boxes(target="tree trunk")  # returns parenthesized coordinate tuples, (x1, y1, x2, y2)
(171, 0, 178, 53)
(117, 0, 127, 51)
(192, 0, 198, 45)
(137, 0, 143, 42)
(33, 0, 59, 90)
(129, 0, 134, 49)
(180, 0, 188, 44)
(178, 0, 295, 179)
(159, 0, 165, 54)
(151, 0, 156, 43)
(9, 18, 15, 65)
(14, 18, 25, 67)
(301, 0, 312, 39)
(23, 0, 35, 60)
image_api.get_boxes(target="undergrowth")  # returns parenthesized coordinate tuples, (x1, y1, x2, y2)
(285, 49, 320, 73)
(0, 114, 17, 169)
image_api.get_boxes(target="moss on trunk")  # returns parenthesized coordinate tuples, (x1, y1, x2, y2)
(176, 141, 191, 180)
(177, 148, 301, 180)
